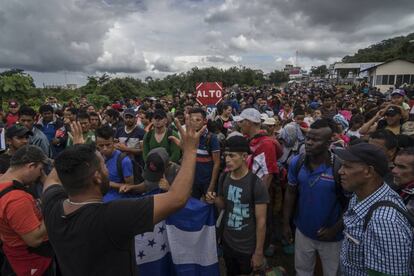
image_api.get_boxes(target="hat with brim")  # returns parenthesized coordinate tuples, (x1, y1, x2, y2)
(233, 108, 261, 123)
(6, 125, 33, 139)
(391, 89, 405, 97)
(123, 108, 136, 117)
(8, 101, 18, 108)
(402, 121, 414, 136)
(263, 118, 276, 126)
(333, 143, 389, 177)
(224, 135, 251, 153)
(143, 148, 169, 182)
(385, 106, 402, 117)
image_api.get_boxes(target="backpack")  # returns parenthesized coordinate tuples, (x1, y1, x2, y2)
(0, 181, 55, 258)
(363, 200, 414, 231)
(293, 153, 350, 210)
(249, 132, 282, 179)
(116, 152, 144, 184)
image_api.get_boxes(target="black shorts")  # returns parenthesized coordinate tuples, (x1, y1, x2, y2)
(222, 240, 252, 276)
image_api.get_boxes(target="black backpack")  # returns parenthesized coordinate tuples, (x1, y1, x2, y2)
(363, 200, 414, 231)
(293, 153, 350, 211)
(116, 153, 144, 184)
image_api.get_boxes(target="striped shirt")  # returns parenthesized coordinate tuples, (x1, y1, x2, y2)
(341, 184, 414, 275)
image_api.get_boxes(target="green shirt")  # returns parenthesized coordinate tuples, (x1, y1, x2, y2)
(143, 129, 181, 163)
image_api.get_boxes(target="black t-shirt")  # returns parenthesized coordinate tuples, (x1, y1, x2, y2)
(218, 171, 269, 254)
(42, 185, 154, 276)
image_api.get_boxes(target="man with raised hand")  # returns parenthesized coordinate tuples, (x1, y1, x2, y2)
(41, 118, 205, 276)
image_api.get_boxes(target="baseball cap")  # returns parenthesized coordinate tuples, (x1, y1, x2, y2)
(263, 117, 276, 126)
(391, 89, 405, 97)
(123, 108, 136, 117)
(384, 106, 402, 116)
(402, 121, 414, 136)
(233, 108, 261, 123)
(224, 136, 250, 153)
(143, 148, 169, 183)
(333, 143, 389, 177)
(10, 145, 51, 167)
(153, 109, 167, 119)
(260, 113, 269, 121)
(8, 101, 18, 108)
(111, 103, 122, 111)
(6, 124, 33, 139)
(309, 101, 320, 110)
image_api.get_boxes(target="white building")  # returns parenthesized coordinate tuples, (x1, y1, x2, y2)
(360, 59, 414, 92)
(330, 62, 382, 81)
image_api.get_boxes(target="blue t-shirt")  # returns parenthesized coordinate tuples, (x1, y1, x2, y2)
(103, 150, 133, 202)
(288, 155, 343, 241)
(194, 132, 220, 187)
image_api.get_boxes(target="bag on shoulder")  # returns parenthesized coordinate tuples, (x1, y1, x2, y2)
(116, 153, 144, 184)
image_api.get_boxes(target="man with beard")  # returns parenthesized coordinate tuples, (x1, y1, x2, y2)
(41, 118, 205, 276)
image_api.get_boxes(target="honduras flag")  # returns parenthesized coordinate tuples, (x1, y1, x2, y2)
(135, 197, 220, 276)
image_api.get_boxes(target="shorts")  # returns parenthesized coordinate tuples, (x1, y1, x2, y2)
(222, 240, 252, 276)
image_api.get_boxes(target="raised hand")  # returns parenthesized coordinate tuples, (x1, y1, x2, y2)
(69, 121, 85, 145)
(174, 114, 206, 153)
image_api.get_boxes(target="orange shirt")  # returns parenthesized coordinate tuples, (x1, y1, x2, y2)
(0, 181, 42, 247)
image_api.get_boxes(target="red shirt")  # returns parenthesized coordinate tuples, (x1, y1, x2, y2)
(5, 113, 19, 128)
(248, 132, 280, 178)
(0, 181, 51, 276)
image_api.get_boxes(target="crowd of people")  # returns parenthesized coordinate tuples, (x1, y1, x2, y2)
(0, 81, 414, 276)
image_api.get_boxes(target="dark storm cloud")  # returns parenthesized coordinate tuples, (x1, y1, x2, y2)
(0, 0, 116, 72)
(271, 0, 414, 32)
(1, 0, 413, 81)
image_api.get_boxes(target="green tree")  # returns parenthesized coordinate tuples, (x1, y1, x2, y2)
(310, 65, 328, 77)
(0, 69, 35, 106)
(268, 70, 289, 84)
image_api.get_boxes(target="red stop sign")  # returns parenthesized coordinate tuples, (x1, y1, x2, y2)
(195, 82, 223, 106)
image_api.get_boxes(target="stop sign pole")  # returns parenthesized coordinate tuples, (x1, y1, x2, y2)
(195, 82, 223, 106)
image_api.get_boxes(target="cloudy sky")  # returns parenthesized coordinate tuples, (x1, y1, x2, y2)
(1, 0, 413, 87)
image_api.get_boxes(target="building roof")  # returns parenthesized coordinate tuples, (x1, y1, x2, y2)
(359, 58, 414, 73)
(333, 62, 382, 70)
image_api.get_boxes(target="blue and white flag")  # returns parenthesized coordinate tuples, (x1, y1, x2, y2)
(135, 198, 220, 276)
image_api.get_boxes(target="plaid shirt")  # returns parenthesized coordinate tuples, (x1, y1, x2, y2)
(341, 184, 414, 276)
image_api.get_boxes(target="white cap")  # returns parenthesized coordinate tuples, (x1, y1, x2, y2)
(233, 108, 262, 123)
(260, 113, 269, 121)
(265, 110, 274, 117)
(263, 117, 276, 126)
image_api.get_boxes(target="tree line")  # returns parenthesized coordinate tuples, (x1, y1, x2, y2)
(342, 32, 414, 63)
(0, 67, 289, 109)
